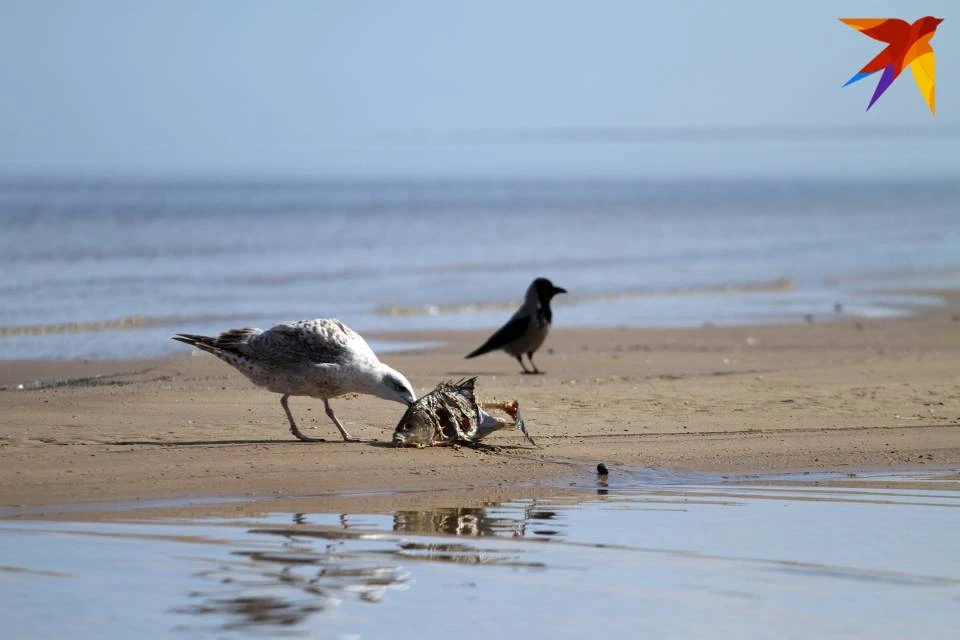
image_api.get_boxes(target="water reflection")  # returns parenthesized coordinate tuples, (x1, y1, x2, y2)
(173, 529, 411, 630)
(174, 502, 560, 631)
(176, 594, 324, 629)
(2, 471, 958, 638)
(393, 504, 563, 539)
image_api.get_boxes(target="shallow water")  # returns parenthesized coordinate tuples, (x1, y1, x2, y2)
(2, 178, 959, 359)
(2, 470, 958, 638)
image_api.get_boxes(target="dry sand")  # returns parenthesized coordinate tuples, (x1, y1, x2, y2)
(1, 291, 959, 513)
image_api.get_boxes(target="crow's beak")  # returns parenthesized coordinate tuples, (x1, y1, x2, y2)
(553, 286, 567, 295)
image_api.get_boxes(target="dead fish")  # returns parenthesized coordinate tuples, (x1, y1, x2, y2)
(393, 377, 537, 448)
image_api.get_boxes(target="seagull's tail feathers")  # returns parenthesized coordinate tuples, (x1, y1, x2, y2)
(172, 329, 267, 379)
(171, 333, 220, 355)
(172, 328, 261, 356)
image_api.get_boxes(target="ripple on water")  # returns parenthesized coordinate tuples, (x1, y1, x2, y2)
(1, 470, 958, 638)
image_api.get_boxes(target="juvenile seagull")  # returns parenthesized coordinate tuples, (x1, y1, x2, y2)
(172, 319, 416, 442)
(465, 277, 566, 374)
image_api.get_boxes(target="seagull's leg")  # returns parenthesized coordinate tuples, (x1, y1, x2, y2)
(324, 399, 364, 442)
(515, 354, 531, 374)
(281, 394, 325, 442)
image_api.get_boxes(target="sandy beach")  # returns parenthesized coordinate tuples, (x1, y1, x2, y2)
(1, 291, 958, 512)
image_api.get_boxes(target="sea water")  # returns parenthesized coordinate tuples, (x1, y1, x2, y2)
(1, 178, 958, 359)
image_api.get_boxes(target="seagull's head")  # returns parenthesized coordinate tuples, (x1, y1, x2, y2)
(374, 364, 417, 406)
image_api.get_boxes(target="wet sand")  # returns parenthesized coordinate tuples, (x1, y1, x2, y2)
(1, 291, 959, 512)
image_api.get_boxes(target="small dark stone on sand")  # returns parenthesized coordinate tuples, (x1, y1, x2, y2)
(596, 463, 609, 475)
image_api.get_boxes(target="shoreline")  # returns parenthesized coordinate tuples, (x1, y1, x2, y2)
(4, 465, 957, 523)
(1, 284, 953, 363)
(1, 290, 958, 512)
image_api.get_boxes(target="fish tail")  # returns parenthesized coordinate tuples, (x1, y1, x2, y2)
(480, 400, 538, 447)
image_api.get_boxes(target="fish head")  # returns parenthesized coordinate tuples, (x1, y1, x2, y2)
(392, 407, 435, 447)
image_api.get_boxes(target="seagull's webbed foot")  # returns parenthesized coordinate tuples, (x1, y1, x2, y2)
(291, 426, 326, 443)
(281, 395, 326, 442)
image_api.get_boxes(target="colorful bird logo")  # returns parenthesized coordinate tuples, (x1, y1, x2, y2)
(840, 16, 943, 114)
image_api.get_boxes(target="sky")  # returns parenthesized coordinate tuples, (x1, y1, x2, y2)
(0, 0, 957, 178)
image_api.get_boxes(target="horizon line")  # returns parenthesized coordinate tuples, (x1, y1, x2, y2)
(381, 123, 960, 144)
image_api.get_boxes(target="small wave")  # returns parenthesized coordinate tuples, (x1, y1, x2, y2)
(378, 278, 794, 317)
(0, 313, 237, 337)
(225, 256, 646, 288)
(824, 267, 960, 286)
(0, 279, 795, 335)
(0, 316, 149, 336)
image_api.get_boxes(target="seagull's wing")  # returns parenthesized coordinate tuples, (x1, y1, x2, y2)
(245, 321, 354, 368)
(465, 315, 530, 358)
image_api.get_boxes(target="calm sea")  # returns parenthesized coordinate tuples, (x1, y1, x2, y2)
(1, 178, 958, 359)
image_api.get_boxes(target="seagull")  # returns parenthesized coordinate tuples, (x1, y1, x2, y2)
(465, 277, 567, 374)
(172, 319, 416, 442)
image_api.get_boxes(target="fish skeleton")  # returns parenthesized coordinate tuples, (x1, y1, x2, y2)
(392, 377, 537, 447)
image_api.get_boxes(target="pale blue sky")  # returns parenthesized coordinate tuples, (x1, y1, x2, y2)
(0, 0, 956, 177)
